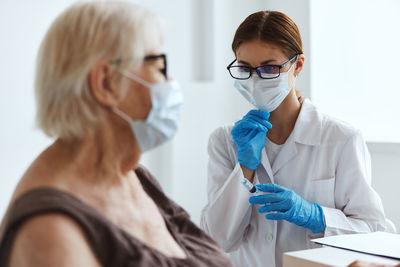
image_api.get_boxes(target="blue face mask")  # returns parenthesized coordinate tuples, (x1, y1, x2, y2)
(112, 71, 184, 152)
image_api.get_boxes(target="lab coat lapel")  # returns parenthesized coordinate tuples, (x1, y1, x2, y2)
(271, 135, 297, 175)
(270, 99, 322, 175)
(260, 147, 275, 183)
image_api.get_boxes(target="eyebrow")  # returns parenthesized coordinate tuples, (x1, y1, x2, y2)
(237, 59, 279, 66)
(260, 59, 279, 65)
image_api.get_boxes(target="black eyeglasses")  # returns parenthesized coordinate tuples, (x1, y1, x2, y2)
(110, 54, 167, 79)
(227, 54, 298, 80)
(144, 54, 167, 78)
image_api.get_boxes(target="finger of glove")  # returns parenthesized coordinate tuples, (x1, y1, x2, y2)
(244, 120, 270, 133)
(266, 211, 289, 221)
(233, 129, 263, 149)
(258, 200, 290, 213)
(250, 131, 268, 146)
(249, 192, 284, 205)
(255, 183, 286, 193)
(233, 119, 267, 134)
(244, 117, 272, 130)
(231, 122, 260, 142)
(233, 126, 267, 147)
(231, 127, 253, 144)
(246, 109, 270, 121)
(244, 112, 272, 130)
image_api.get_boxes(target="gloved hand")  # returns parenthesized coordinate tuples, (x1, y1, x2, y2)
(249, 183, 326, 234)
(231, 110, 272, 170)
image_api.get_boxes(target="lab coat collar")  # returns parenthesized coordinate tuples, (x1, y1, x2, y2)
(271, 133, 297, 174)
(292, 99, 322, 146)
(260, 150, 275, 183)
(260, 99, 322, 177)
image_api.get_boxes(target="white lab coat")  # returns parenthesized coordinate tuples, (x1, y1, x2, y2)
(200, 99, 392, 267)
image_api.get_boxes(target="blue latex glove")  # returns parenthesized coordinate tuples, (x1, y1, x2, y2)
(249, 184, 326, 234)
(231, 110, 272, 170)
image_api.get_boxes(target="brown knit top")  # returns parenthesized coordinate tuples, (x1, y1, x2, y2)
(0, 166, 233, 267)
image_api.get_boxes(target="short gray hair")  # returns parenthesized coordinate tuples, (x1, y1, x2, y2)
(35, 1, 163, 140)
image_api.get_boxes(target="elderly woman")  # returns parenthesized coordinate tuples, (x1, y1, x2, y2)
(0, 2, 233, 267)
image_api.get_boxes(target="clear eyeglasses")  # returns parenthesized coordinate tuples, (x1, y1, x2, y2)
(227, 54, 298, 80)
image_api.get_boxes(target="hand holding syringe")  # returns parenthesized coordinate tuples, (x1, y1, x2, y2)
(246, 181, 327, 234)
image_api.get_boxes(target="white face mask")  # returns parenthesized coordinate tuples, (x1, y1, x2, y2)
(234, 62, 296, 112)
(112, 71, 184, 152)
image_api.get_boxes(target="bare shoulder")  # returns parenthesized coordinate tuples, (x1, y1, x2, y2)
(9, 213, 101, 267)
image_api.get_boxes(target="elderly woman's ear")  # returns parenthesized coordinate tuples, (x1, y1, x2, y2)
(89, 60, 120, 107)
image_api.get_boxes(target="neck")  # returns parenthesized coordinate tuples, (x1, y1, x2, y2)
(52, 113, 141, 186)
(267, 89, 302, 145)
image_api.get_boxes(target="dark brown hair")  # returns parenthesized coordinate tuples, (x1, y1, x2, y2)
(232, 11, 303, 59)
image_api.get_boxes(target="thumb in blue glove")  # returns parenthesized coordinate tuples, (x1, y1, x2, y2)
(249, 183, 326, 234)
(231, 110, 272, 170)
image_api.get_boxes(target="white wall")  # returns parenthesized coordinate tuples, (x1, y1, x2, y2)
(368, 142, 400, 231)
(0, 0, 75, 216)
(310, 0, 400, 142)
(310, 0, 400, 231)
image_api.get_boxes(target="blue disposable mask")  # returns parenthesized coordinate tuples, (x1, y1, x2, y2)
(112, 71, 184, 152)
(234, 62, 296, 112)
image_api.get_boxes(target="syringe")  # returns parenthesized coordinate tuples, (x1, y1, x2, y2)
(240, 177, 258, 194)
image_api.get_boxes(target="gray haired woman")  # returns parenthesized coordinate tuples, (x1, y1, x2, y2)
(0, 1, 233, 267)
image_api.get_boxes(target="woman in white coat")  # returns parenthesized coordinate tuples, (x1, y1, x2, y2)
(200, 10, 392, 267)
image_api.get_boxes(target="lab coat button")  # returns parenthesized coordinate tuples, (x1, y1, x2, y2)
(266, 234, 274, 242)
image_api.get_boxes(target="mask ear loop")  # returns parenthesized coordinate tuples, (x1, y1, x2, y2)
(120, 70, 152, 88)
(289, 60, 298, 91)
(290, 60, 302, 101)
(289, 59, 297, 74)
(110, 71, 152, 123)
(111, 107, 133, 123)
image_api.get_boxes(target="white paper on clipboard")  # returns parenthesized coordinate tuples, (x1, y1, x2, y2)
(311, 232, 400, 260)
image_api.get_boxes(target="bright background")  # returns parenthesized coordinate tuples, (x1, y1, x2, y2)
(1, 0, 399, 231)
